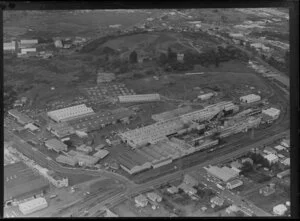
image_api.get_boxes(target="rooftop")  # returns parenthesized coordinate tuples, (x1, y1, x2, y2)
(8, 109, 34, 124)
(4, 162, 49, 202)
(205, 165, 239, 182)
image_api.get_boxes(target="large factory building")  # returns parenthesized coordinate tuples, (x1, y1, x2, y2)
(120, 101, 237, 149)
(119, 118, 184, 148)
(47, 104, 95, 122)
(118, 94, 160, 103)
(239, 94, 261, 104)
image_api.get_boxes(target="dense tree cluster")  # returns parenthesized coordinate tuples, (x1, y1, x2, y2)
(129, 50, 138, 64)
(3, 85, 18, 113)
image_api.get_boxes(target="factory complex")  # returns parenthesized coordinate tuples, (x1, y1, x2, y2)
(47, 107, 135, 138)
(119, 101, 238, 149)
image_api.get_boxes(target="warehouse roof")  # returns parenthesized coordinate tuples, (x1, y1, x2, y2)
(274, 145, 286, 151)
(277, 169, 290, 177)
(8, 109, 34, 125)
(4, 162, 49, 202)
(240, 94, 261, 100)
(68, 108, 134, 131)
(45, 138, 68, 151)
(205, 166, 239, 182)
(152, 106, 193, 121)
(93, 149, 109, 159)
(47, 104, 94, 122)
(48, 122, 75, 137)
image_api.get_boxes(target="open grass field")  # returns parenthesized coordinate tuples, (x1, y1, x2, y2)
(125, 68, 272, 102)
(4, 10, 150, 38)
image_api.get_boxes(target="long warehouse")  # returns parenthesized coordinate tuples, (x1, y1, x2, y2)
(47, 104, 95, 122)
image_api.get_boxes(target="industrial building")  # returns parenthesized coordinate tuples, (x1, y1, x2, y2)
(180, 101, 238, 123)
(45, 138, 68, 153)
(118, 94, 161, 103)
(262, 107, 281, 120)
(3, 41, 16, 51)
(76, 144, 93, 154)
(24, 123, 40, 132)
(20, 39, 38, 46)
(198, 92, 215, 101)
(281, 139, 290, 148)
(239, 94, 261, 103)
(4, 162, 50, 205)
(18, 197, 48, 215)
(8, 109, 34, 126)
(67, 150, 99, 167)
(226, 179, 243, 190)
(118, 152, 152, 174)
(119, 118, 184, 148)
(67, 107, 134, 132)
(56, 155, 78, 166)
(21, 48, 37, 54)
(47, 122, 75, 138)
(274, 145, 286, 151)
(93, 149, 110, 159)
(120, 101, 237, 148)
(263, 153, 279, 164)
(281, 158, 290, 166)
(277, 169, 290, 179)
(47, 104, 95, 122)
(204, 165, 239, 182)
(151, 106, 193, 122)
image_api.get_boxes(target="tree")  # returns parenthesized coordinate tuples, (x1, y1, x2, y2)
(159, 52, 168, 65)
(167, 47, 176, 61)
(129, 50, 138, 63)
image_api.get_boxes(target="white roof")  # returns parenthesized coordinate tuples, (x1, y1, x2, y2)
(47, 104, 94, 122)
(205, 166, 239, 182)
(274, 145, 286, 151)
(264, 153, 278, 161)
(240, 94, 261, 100)
(19, 197, 48, 211)
(282, 158, 290, 165)
(273, 204, 287, 212)
(118, 94, 160, 102)
(93, 149, 109, 159)
(262, 108, 280, 116)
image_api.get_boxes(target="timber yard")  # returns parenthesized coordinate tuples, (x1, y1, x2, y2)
(3, 8, 291, 217)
